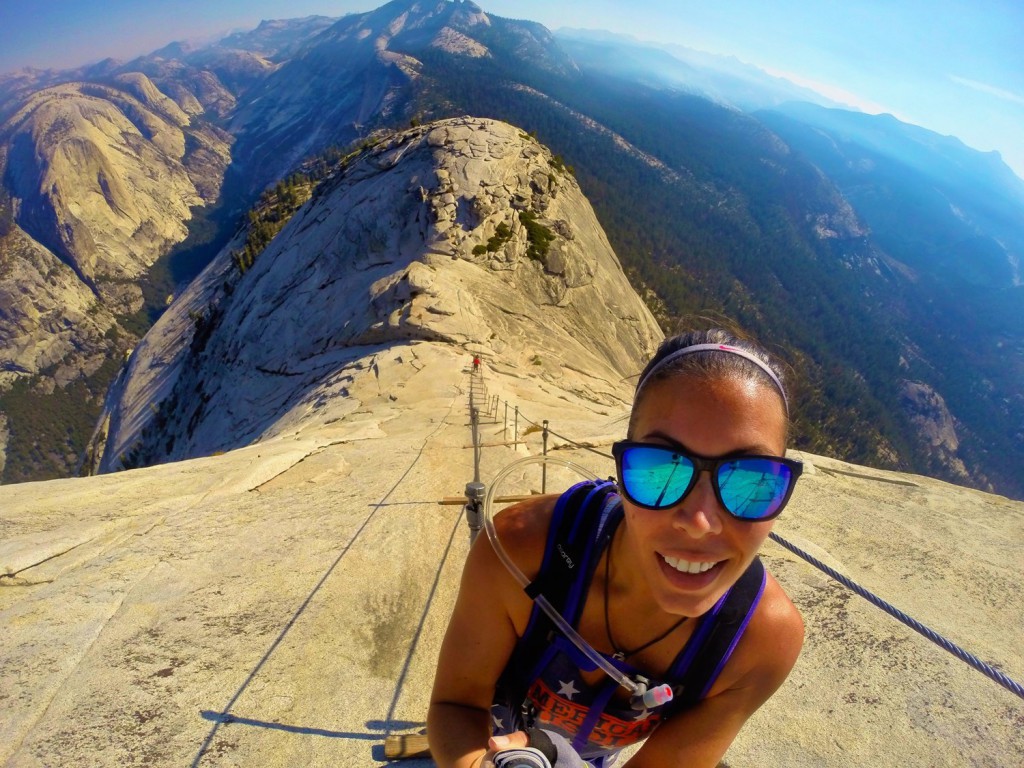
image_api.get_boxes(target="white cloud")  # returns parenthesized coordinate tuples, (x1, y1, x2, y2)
(949, 76, 1024, 107)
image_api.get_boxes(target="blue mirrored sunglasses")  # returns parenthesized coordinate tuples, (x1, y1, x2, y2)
(611, 441, 802, 521)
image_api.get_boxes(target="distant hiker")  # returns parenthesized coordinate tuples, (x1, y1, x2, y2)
(473, 355, 481, 372)
(430, 328, 805, 767)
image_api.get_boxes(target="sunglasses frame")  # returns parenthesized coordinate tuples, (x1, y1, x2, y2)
(611, 440, 803, 521)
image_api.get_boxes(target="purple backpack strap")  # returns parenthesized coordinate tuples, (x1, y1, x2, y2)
(497, 481, 619, 716)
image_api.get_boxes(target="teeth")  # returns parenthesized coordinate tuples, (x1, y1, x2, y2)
(663, 555, 718, 575)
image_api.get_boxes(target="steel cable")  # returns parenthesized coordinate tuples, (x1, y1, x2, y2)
(768, 531, 1024, 701)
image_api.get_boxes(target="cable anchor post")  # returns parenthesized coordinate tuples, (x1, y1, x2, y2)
(541, 420, 549, 493)
(514, 407, 520, 452)
(465, 481, 486, 544)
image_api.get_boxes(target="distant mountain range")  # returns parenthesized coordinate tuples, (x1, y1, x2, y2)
(554, 28, 848, 112)
(1, 0, 1022, 498)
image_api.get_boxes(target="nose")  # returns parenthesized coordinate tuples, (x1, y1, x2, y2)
(671, 470, 724, 536)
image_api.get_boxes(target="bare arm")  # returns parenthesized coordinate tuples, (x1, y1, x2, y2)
(428, 497, 552, 767)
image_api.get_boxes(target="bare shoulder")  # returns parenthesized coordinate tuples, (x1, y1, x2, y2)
(467, 494, 559, 632)
(489, 493, 558, 575)
(708, 570, 804, 700)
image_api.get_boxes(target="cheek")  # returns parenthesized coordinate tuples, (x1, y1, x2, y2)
(620, 505, 667, 561)
(622, 503, 662, 538)
(733, 519, 774, 552)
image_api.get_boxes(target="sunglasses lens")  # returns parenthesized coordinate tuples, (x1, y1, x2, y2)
(620, 446, 695, 508)
(716, 459, 793, 519)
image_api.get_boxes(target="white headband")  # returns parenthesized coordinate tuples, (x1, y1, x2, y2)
(635, 343, 790, 416)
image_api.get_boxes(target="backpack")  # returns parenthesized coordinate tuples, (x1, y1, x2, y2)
(496, 479, 767, 725)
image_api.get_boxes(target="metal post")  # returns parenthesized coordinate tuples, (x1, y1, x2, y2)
(542, 420, 549, 493)
(514, 407, 519, 450)
(471, 406, 481, 484)
(465, 481, 486, 543)
(504, 402, 508, 440)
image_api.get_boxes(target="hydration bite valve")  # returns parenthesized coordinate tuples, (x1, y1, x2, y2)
(629, 676, 674, 711)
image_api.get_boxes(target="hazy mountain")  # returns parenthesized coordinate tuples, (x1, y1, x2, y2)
(1, 0, 1022, 498)
(202, 15, 340, 59)
(754, 104, 1024, 492)
(554, 28, 844, 112)
(761, 102, 1024, 289)
(226, 0, 575, 195)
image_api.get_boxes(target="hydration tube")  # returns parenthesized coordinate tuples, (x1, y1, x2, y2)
(483, 456, 673, 710)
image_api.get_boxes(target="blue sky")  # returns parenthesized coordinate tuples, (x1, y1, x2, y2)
(2, 0, 1021, 178)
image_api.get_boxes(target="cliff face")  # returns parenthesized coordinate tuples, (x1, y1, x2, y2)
(3, 77, 230, 296)
(94, 117, 663, 471)
(0, 71, 232, 479)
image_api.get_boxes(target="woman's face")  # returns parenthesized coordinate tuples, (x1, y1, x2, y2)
(621, 373, 789, 617)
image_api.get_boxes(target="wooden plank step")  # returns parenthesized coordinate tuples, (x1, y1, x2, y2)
(383, 733, 431, 759)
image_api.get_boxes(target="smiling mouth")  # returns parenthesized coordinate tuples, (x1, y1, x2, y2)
(661, 554, 721, 574)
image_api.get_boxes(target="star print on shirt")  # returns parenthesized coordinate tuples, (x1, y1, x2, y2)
(492, 712, 504, 730)
(632, 707, 652, 722)
(557, 679, 580, 700)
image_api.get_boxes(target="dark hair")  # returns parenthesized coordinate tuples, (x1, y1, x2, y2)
(628, 328, 790, 438)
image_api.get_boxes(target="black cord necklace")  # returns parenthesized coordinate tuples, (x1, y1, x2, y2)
(603, 529, 688, 661)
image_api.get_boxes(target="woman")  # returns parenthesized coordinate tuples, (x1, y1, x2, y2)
(429, 329, 805, 767)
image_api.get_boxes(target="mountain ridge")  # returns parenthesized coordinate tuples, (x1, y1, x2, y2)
(91, 117, 662, 471)
(1, 0, 1022, 499)
(554, 28, 845, 113)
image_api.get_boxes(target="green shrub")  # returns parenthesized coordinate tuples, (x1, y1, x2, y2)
(484, 221, 514, 253)
(519, 210, 555, 261)
(231, 141, 363, 277)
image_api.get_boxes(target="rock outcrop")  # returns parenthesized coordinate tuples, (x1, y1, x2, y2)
(900, 380, 959, 452)
(900, 379, 970, 481)
(94, 118, 662, 471)
(0, 227, 118, 389)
